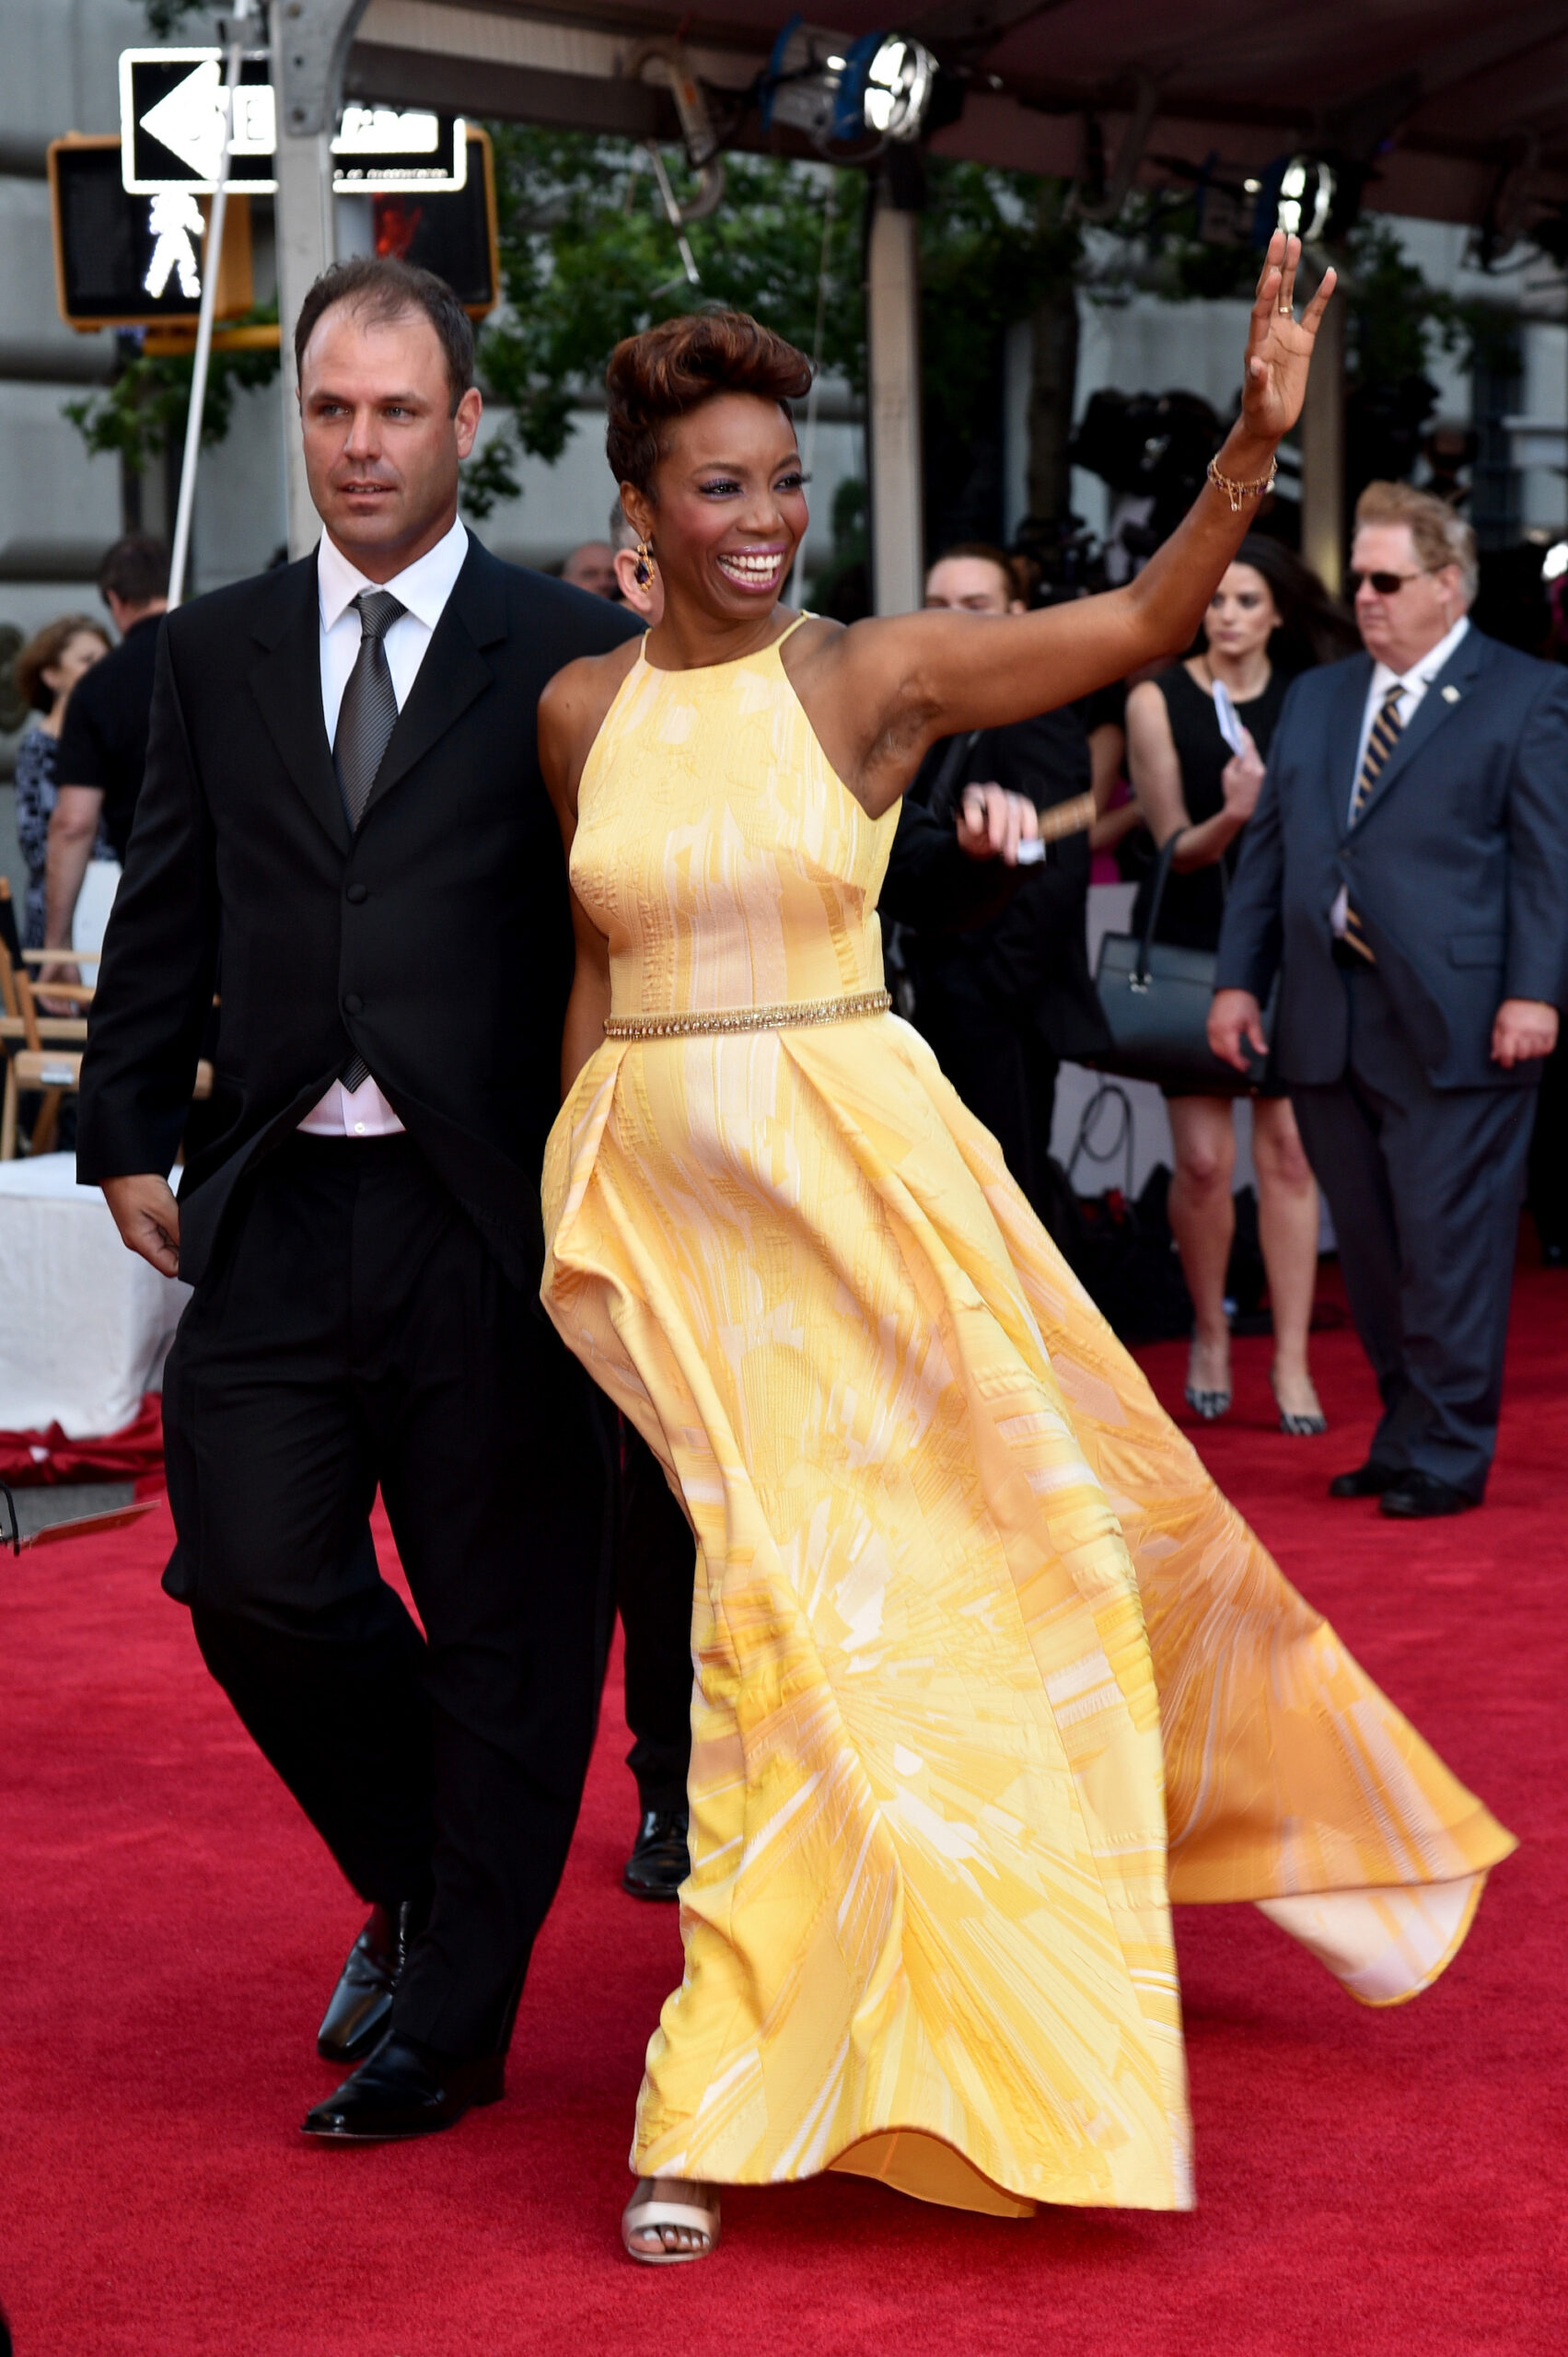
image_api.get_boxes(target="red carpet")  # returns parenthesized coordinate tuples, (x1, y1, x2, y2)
(3, 1271, 1562, 2356)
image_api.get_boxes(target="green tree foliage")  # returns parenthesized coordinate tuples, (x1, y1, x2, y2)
(64, 315, 281, 477)
(470, 130, 866, 517)
(142, 1, 208, 31)
(915, 164, 1080, 486)
(470, 127, 1086, 523)
(1088, 195, 1494, 397)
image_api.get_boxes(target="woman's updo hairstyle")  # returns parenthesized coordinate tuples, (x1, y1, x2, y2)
(606, 309, 814, 498)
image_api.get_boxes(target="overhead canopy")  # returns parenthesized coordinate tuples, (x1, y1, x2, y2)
(348, 0, 1568, 231)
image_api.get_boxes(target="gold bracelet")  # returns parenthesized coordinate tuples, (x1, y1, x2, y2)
(1206, 454, 1278, 513)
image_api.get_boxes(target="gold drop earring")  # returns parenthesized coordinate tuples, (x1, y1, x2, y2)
(633, 536, 656, 589)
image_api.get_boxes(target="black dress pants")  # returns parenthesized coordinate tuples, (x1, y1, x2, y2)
(160, 1134, 614, 2059)
(614, 1423, 697, 1817)
(914, 970, 1061, 1228)
(1291, 967, 1535, 1501)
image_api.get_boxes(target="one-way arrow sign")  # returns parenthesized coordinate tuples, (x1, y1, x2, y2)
(120, 51, 468, 196)
(121, 49, 279, 193)
(138, 56, 275, 184)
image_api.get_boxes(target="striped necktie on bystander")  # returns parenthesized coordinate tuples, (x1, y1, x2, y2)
(1342, 683, 1404, 966)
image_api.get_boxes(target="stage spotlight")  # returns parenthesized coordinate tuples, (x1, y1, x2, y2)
(1542, 540, 1568, 584)
(1251, 154, 1355, 245)
(761, 17, 938, 152)
(1277, 156, 1335, 241)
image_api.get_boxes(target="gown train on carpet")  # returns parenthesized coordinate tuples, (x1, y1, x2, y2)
(541, 624, 1514, 2216)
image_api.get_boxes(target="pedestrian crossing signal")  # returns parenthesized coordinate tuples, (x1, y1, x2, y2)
(362, 127, 499, 319)
(144, 191, 207, 301)
(50, 127, 495, 339)
(50, 136, 254, 331)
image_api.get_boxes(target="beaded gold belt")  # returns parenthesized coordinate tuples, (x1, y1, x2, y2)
(603, 987, 891, 1042)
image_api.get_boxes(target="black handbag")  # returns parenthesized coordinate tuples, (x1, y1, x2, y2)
(1088, 834, 1273, 1097)
(1039, 1084, 1194, 1342)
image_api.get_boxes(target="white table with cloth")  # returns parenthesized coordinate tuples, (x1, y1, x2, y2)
(0, 1155, 189, 1438)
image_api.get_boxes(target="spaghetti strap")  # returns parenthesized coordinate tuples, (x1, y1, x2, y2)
(772, 611, 814, 649)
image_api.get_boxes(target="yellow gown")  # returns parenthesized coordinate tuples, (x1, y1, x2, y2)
(541, 622, 1514, 2218)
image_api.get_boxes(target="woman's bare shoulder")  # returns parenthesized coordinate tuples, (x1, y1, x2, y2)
(540, 635, 643, 739)
(539, 636, 644, 802)
(780, 608, 920, 715)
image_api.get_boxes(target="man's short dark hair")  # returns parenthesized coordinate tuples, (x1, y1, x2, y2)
(97, 534, 169, 608)
(293, 257, 476, 414)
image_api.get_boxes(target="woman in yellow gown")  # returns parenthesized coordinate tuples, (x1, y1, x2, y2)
(537, 241, 1514, 2263)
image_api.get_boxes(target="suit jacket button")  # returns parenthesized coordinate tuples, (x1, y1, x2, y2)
(345, 882, 367, 905)
(343, 993, 365, 1016)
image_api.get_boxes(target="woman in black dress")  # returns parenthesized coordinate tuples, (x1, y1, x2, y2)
(10, 614, 110, 946)
(1127, 538, 1353, 1434)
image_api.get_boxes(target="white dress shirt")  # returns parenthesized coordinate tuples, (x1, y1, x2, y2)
(299, 516, 469, 1136)
(1330, 611, 1470, 935)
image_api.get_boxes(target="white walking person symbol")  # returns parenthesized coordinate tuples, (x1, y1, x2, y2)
(144, 192, 205, 300)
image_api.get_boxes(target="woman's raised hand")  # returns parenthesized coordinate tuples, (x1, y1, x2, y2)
(1239, 230, 1337, 446)
(1220, 729, 1265, 825)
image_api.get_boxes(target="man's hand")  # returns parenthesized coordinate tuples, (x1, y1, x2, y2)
(956, 783, 1041, 866)
(102, 1174, 181, 1278)
(1208, 987, 1268, 1073)
(1492, 998, 1559, 1069)
(35, 958, 83, 1018)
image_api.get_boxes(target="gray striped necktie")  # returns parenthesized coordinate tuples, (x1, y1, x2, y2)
(334, 587, 405, 1088)
(1342, 684, 1404, 965)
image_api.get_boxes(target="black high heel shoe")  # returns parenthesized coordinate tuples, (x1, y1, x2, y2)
(1184, 1341, 1231, 1421)
(1271, 1367, 1327, 1436)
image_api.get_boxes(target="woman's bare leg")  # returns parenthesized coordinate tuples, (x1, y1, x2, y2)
(1252, 1095, 1323, 1423)
(1167, 1095, 1237, 1402)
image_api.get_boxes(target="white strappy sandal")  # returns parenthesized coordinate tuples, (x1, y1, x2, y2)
(621, 2177, 721, 2265)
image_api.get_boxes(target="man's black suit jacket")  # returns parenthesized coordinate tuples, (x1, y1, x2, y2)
(906, 711, 1109, 1061)
(76, 537, 638, 1287)
(1215, 627, 1568, 1092)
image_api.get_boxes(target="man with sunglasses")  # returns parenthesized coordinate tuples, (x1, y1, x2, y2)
(1210, 479, 1568, 1517)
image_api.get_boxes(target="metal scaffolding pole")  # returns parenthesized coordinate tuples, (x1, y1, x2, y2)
(1300, 251, 1346, 595)
(268, 0, 367, 558)
(865, 180, 923, 617)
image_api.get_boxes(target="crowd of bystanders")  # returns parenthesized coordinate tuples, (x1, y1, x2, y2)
(556, 478, 1568, 1520)
(6, 482, 1565, 1535)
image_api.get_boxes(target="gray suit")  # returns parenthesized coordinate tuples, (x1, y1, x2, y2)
(1217, 625, 1568, 1496)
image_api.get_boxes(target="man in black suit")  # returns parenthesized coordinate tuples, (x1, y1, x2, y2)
(1212, 481, 1568, 1517)
(77, 258, 640, 2141)
(900, 545, 1108, 1222)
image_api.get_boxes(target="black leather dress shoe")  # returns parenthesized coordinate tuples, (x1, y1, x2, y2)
(302, 2033, 504, 2142)
(1327, 1460, 1403, 1499)
(622, 1805, 690, 1901)
(1378, 1470, 1476, 1519)
(317, 1901, 425, 2066)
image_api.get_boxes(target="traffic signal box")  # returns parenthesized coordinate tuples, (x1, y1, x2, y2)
(49, 126, 498, 343)
(50, 135, 254, 331)
(367, 127, 498, 319)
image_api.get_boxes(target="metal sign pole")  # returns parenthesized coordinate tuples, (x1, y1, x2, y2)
(167, 1, 254, 609)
